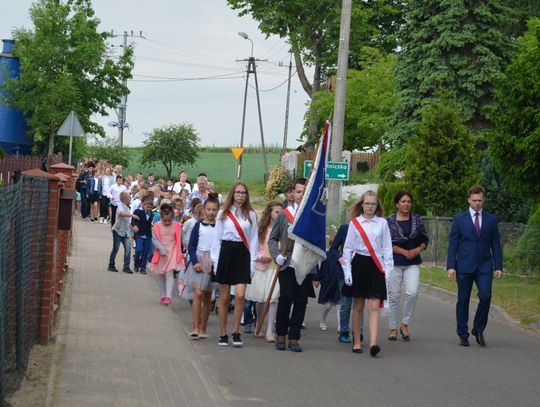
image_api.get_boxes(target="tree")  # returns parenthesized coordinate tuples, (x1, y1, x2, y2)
(227, 0, 403, 142)
(141, 123, 200, 178)
(406, 92, 478, 216)
(308, 48, 397, 151)
(85, 136, 130, 168)
(489, 17, 540, 200)
(390, 0, 516, 144)
(1, 0, 133, 155)
(478, 155, 531, 223)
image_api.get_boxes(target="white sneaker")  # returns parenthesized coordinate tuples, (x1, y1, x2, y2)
(319, 322, 327, 331)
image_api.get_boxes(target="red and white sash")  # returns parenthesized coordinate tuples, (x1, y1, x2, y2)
(226, 211, 250, 251)
(283, 205, 296, 224)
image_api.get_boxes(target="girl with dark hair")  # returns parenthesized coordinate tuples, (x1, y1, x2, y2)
(245, 201, 283, 342)
(342, 190, 393, 357)
(211, 182, 258, 347)
(386, 191, 428, 341)
(184, 193, 220, 340)
(150, 203, 184, 305)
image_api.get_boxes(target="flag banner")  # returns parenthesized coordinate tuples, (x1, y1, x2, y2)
(289, 120, 331, 284)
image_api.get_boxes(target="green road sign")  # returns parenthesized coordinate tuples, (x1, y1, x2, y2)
(303, 160, 349, 181)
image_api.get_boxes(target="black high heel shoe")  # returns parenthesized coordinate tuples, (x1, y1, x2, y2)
(370, 345, 380, 357)
(352, 334, 363, 353)
(400, 326, 410, 342)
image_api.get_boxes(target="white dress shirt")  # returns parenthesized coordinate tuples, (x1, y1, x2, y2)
(101, 175, 114, 198)
(342, 215, 394, 280)
(109, 183, 128, 206)
(469, 207, 483, 228)
(211, 207, 258, 271)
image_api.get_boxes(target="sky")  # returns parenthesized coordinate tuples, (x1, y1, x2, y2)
(0, 0, 313, 148)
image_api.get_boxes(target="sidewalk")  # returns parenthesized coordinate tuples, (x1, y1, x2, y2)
(50, 218, 227, 407)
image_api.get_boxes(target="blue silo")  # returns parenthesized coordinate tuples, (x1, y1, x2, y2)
(0, 39, 32, 155)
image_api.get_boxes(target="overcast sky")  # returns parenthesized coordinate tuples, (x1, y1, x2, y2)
(0, 0, 312, 148)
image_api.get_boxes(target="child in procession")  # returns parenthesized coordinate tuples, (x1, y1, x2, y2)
(342, 190, 393, 357)
(211, 182, 258, 347)
(131, 196, 154, 274)
(245, 201, 283, 342)
(184, 193, 220, 339)
(150, 203, 184, 305)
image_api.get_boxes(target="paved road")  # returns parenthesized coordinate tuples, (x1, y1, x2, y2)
(171, 293, 540, 407)
(57, 218, 540, 407)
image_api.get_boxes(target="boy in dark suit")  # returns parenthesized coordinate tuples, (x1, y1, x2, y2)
(131, 197, 154, 274)
(447, 185, 503, 347)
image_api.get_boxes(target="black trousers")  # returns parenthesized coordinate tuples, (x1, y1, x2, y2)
(276, 267, 313, 340)
(110, 204, 118, 226)
(100, 195, 110, 219)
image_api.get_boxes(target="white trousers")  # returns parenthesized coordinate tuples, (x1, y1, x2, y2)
(387, 265, 420, 329)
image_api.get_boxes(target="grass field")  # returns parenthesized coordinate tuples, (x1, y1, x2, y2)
(421, 267, 540, 326)
(123, 149, 280, 193)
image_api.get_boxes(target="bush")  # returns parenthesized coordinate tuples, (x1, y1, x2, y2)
(0, 146, 4, 159)
(264, 166, 291, 201)
(507, 204, 540, 277)
(376, 144, 413, 182)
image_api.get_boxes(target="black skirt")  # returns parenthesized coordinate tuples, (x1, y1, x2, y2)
(341, 254, 387, 300)
(212, 240, 251, 285)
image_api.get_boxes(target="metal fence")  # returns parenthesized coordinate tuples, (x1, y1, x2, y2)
(0, 176, 49, 404)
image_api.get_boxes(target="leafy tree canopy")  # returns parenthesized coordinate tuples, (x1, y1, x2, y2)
(406, 91, 479, 216)
(85, 136, 130, 168)
(308, 47, 397, 150)
(141, 123, 200, 179)
(1, 0, 134, 155)
(390, 0, 516, 144)
(489, 17, 540, 200)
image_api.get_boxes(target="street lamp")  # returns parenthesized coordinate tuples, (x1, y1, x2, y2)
(238, 31, 253, 58)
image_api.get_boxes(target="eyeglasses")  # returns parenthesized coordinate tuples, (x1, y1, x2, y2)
(363, 202, 377, 207)
(234, 191, 247, 195)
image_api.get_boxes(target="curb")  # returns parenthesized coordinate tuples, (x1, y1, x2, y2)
(419, 282, 539, 335)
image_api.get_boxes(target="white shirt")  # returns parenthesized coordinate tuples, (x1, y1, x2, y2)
(196, 222, 216, 252)
(101, 175, 114, 198)
(173, 181, 191, 194)
(93, 176, 99, 192)
(469, 207, 483, 228)
(342, 215, 394, 280)
(211, 207, 258, 271)
(109, 183, 128, 206)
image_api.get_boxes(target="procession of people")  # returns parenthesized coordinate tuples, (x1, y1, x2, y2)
(76, 159, 503, 356)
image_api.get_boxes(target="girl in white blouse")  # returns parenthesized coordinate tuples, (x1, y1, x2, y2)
(211, 182, 258, 347)
(342, 190, 393, 357)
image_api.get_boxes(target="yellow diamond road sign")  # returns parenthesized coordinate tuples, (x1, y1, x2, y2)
(230, 147, 245, 161)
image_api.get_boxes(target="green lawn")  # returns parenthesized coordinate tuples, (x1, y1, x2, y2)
(421, 267, 540, 326)
(123, 149, 280, 194)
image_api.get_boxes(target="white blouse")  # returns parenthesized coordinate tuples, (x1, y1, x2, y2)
(197, 222, 216, 252)
(211, 207, 258, 270)
(342, 215, 394, 280)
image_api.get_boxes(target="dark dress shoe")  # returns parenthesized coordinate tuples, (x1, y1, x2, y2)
(459, 337, 469, 347)
(400, 327, 410, 342)
(352, 347, 363, 354)
(472, 330, 486, 347)
(370, 345, 381, 357)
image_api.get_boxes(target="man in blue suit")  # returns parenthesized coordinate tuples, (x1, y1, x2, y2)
(447, 185, 503, 347)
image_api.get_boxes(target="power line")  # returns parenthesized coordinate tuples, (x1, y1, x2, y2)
(247, 70, 297, 92)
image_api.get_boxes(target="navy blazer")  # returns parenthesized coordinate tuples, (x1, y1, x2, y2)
(131, 209, 154, 239)
(447, 210, 503, 274)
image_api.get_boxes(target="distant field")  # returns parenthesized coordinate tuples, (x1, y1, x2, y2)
(123, 149, 280, 192)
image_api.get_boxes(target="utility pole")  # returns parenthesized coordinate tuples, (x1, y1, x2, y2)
(282, 53, 293, 151)
(112, 30, 144, 147)
(328, 0, 352, 223)
(236, 55, 269, 181)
